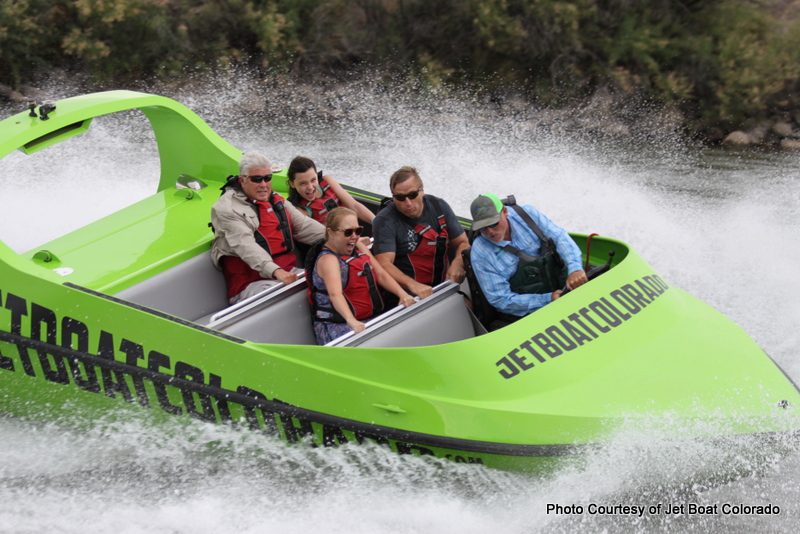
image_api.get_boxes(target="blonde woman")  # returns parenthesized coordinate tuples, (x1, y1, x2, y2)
(308, 207, 414, 344)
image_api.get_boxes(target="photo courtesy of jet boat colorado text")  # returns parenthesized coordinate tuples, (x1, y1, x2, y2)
(546, 502, 782, 517)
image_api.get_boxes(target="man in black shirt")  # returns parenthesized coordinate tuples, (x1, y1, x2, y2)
(372, 166, 470, 298)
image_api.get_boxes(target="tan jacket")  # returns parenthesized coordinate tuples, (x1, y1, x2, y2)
(211, 188, 325, 278)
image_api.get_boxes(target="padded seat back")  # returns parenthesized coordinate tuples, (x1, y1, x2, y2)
(329, 282, 482, 348)
(116, 251, 228, 321)
(210, 279, 316, 345)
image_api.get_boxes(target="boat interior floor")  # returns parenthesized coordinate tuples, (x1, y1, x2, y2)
(116, 251, 486, 347)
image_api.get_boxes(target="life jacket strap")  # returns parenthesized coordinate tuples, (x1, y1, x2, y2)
(509, 204, 555, 255)
(269, 193, 294, 252)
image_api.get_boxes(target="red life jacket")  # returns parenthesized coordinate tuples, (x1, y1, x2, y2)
(397, 211, 450, 286)
(221, 192, 297, 298)
(309, 248, 384, 322)
(298, 179, 340, 224)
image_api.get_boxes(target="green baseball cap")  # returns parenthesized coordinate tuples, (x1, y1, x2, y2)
(470, 193, 503, 230)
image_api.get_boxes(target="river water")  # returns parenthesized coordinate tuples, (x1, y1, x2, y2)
(1, 79, 799, 533)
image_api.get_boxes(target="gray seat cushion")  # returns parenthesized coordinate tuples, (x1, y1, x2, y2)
(116, 251, 228, 322)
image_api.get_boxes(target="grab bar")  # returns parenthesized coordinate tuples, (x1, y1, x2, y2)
(325, 281, 455, 347)
(208, 273, 306, 324)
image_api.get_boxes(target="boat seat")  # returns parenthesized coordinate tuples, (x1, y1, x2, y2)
(326, 281, 485, 348)
(115, 250, 228, 322)
(115, 250, 479, 347)
(114, 250, 316, 344)
(461, 247, 520, 331)
(206, 277, 317, 345)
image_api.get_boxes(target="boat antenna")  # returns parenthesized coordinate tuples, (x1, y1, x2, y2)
(584, 233, 599, 271)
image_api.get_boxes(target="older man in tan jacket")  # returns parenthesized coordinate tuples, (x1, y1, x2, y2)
(212, 151, 325, 303)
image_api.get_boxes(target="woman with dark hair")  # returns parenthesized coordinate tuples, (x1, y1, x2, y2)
(308, 207, 414, 345)
(287, 156, 375, 225)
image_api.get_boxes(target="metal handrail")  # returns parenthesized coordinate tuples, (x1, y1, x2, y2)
(207, 273, 306, 325)
(325, 281, 457, 347)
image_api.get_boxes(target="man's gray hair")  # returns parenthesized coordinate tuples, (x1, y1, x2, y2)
(239, 151, 272, 176)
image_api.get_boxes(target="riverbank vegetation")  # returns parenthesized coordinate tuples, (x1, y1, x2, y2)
(2, 0, 799, 144)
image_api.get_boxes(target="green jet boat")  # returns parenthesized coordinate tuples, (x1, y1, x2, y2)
(1, 90, 798, 472)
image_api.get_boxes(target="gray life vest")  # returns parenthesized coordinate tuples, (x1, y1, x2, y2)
(504, 204, 567, 295)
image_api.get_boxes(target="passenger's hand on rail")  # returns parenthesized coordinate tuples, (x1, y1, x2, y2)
(566, 269, 588, 290)
(408, 281, 433, 298)
(446, 262, 466, 284)
(274, 268, 298, 285)
(348, 320, 366, 333)
(551, 289, 563, 301)
(398, 293, 416, 308)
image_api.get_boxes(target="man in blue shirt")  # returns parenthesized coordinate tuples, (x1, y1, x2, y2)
(469, 193, 587, 317)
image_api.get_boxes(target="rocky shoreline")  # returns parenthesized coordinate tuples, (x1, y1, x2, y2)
(723, 118, 800, 150)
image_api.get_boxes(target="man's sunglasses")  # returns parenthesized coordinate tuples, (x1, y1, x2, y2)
(248, 174, 272, 183)
(392, 189, 422, 202)
(480, 221, 500, 233)
(336, 226, 364, 237)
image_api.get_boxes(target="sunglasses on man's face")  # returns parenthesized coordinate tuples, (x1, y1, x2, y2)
(248, 174, 272, 183)
(337, 226, 364, 237)
(392, 188, 422, 202)
(480, 221, 500, 233)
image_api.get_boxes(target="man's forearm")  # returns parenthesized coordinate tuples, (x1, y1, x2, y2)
(451, 240, 469, 265)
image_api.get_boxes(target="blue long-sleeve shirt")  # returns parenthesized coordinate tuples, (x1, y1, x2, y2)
(471, 204, 583, 316)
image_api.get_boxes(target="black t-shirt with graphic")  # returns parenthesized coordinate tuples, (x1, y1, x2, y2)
(372, 194, 465, 264)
